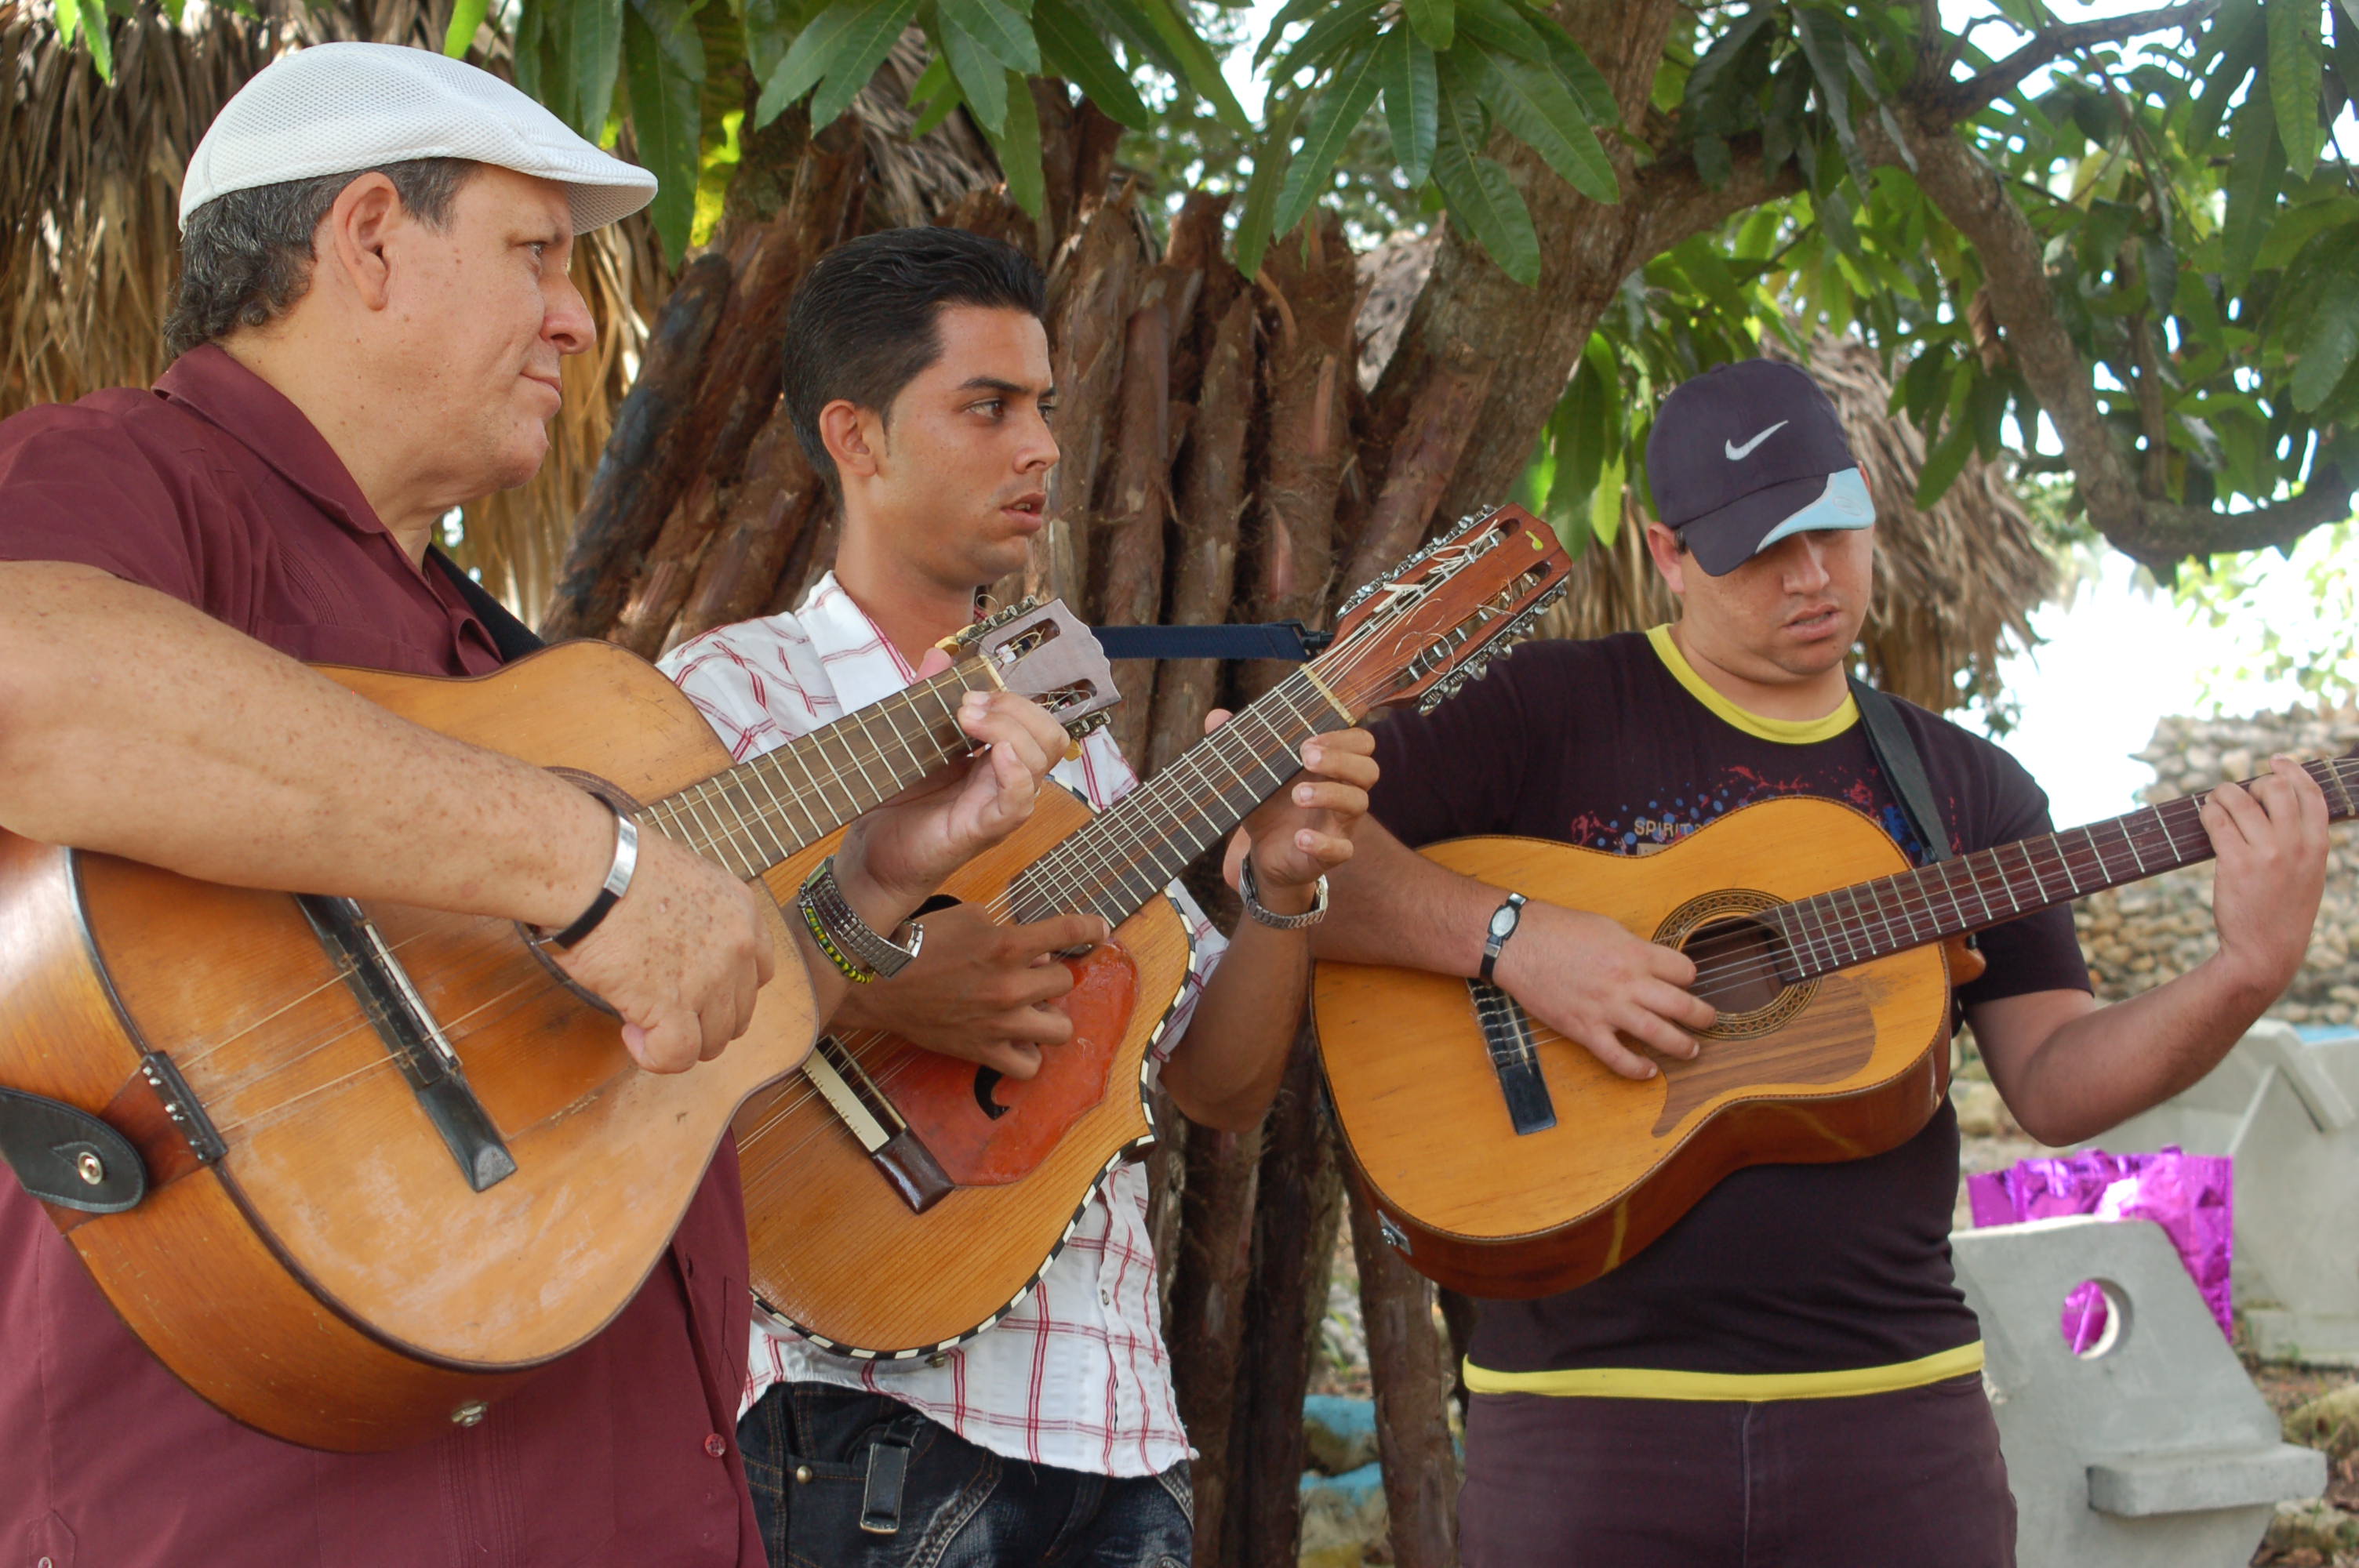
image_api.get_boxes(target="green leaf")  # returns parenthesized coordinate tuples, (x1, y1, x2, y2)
(1034, 0, 1152, 129)
(1381, 26, 1440, 186)
(1119, 0, 1252, 131)
(1529, 15, 1616, 126)
(1451, 0, 1545, 64)
(635, 0, 710, 74)
(2294, 269, 2359, 412)
(1692, 132, 1730, 189)
(56, 0, 79, 45)
(623, 0, 703, 261)
(1684, 6, 1772, 111)
(1473, 49, 1617, 204)
(2140, 236, 2179, 321)
(1273, 42, 1384, 237)
(994, 67, 1046, 217)
(1791, 5, 1864, 182)
(78, 0, 113, 81)
(1405, 0, 1453, 52)
(553, 0, 627, 138)
(1915, 414, 1976, 508)
(939, 16, 1012, 132)
(1270, 0, 1384, 79)
(1589, 450, 1624, 546)
(945, 0, 1041, 73)
(443, 0, 489, 56)
(2268, 0, 2327, 179)
(1253, 0, 1337, 68)
(1234, 93, 1303, 278)
(910, 74, 968, 135)
(1432, 78, 1539, 285)
(2222, 78, 2286, 290)
(2256, 198, 2359, 271)
(758, 0, 918, 127)
(743, 0, 791, 85)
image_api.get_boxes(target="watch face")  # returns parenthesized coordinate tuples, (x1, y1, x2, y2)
(1489, 906, 1518, 938)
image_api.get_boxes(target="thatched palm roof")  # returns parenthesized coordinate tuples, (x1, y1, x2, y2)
(1358, 237, 2055, 713)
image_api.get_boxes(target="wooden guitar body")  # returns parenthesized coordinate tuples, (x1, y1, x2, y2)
(734, 783, 1196, 1358)
(1313, 796, 1956, 1300)
(0, 641, 816, 1450)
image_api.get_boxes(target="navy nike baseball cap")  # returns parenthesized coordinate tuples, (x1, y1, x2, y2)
(1645, 358, 1874, 576)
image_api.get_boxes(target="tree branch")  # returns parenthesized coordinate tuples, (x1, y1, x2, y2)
(1918, 0, 2219, 131)
(1865, 104, 2355, 571)
(1630, 132, 1808, 260)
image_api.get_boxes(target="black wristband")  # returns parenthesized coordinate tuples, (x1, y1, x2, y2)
(548, 801, 640, 950)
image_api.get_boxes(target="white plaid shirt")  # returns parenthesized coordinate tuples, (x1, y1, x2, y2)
(659, 574, 1221, 1479)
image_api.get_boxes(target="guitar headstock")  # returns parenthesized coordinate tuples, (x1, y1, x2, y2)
(1320, 506, 1572, 718)
(944, 597, 1121, 739)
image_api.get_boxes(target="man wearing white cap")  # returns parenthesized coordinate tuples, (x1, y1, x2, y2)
(0, 42, 1070, 1568)
(1314, 358, 2329, 1564)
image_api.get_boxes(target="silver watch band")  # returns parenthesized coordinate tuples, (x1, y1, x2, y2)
(799, 857, 925, 978)
(1238, 855, 1329, 930)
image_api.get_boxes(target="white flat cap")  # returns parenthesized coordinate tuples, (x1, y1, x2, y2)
(180, 42, 656, 234)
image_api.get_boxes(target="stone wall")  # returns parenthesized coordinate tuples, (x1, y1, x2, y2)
(2073, 710, 2359, 1025)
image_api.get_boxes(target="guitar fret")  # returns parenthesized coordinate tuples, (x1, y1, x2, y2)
(2012, 840, 2048, 906)
(2150, 804, 2185, 862)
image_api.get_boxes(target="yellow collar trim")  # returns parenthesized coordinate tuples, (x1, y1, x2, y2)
(1463, 1341, 1985, 1403)
(1645, 624, 1859, 745)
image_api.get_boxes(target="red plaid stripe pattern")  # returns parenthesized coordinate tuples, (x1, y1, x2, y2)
(660, 575, 1219, 1478)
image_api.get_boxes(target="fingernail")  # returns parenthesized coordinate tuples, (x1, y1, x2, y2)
(1641, 1063, 1659, 1079)
(1296, 786, 1314, 804)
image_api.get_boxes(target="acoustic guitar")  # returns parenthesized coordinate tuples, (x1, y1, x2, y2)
(733, 506, 1573, 1358)
(1314, 757, 2359, 1299)
(0, 599, 1115, 1450)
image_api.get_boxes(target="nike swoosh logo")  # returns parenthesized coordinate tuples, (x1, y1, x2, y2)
(1725, 421, 1789, 460)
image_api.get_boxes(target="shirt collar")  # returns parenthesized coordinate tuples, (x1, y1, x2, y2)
(793, 571, 921, 713)
(154, 345, 398, 546)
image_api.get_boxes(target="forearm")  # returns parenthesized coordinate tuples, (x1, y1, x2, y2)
(1981, 957, 2283, 1145)
(1308, 817, 1499, 977)
(1161, 916, 1312, 1132)
(0, 562, 612, 926)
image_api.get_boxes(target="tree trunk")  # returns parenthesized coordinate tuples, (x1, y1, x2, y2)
(1349, 1183, 1461, 1568)
(1091, 267, 1179, 762)
(1228, 1029, 1344, 1566)
(1148, 289, 1256, 775)
(1239, 214, 1358, 703)
(671, 401, 827, 648)
(1169, 1118, 1261, 1568)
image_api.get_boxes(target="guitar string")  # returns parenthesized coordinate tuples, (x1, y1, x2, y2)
(168, 668, 1000, 1079)
(1623, 757, 2357, 1007)
(184, 555, 1532, 1140)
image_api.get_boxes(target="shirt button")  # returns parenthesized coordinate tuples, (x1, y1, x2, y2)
(795, 1465, 815, 1484)
(703, 1433, 727, 1458)
(927, 1352, 949, 1368)
(1100, 1288, 1113, 1306)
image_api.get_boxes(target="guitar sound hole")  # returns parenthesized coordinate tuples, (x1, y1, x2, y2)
(1679, 916, 1792, 1015)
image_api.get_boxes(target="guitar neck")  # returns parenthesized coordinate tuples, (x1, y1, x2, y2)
(1005, 666, 1357, 927)
(634, 665, 980, 879)
(1774, 753, 2359, 980)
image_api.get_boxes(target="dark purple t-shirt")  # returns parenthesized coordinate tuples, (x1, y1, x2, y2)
(1369, 629, 2091, 1377)
(0, 347, 761, 1568)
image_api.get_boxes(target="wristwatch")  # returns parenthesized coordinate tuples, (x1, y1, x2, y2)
(1479, 891, 1528, 985)
(1238, 855, 1329, 930)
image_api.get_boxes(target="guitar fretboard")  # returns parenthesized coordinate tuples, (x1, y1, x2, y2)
(1769, 753, 2359, 979)
(634, 666, 977, 880)
(1009, 670, 1354, 927)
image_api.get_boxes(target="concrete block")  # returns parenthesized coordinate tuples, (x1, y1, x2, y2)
(1302, 1394, 1381, 1475)
(2096, 1022, 2359, 1363)
(1954, 1215, 2325, 1568)
(1299, 1461, 1385, 1568)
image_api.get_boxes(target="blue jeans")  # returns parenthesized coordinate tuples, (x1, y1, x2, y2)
(740, 1382, 1193, 1568)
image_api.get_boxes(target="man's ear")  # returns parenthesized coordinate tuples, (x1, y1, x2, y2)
(321, 172, 407, 313)
(819, 401, 882, 482)
(1643, 520, 1689, 597)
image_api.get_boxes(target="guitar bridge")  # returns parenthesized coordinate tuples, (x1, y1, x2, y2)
(1467, 979, 1557, 1136)
(803, 1037, 953, 1214)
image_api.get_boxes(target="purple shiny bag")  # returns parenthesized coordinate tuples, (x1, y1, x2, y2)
(1967, 1147, 2234, 1348)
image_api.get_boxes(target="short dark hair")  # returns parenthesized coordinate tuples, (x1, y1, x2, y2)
(781, 227, 1049, 489)
(163, 158, 476, 359)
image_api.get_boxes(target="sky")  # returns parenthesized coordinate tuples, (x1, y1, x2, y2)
(1216, 0, 2359, 827)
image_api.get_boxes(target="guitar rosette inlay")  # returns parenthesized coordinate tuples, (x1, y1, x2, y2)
(1655, 888, 1816, 1040)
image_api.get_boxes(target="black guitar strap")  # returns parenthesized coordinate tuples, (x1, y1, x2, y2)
(430, 549, 547, 664)
(1847, 677, 1952, 866)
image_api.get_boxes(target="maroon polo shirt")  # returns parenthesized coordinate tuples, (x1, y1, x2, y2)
(0, 346, 762, 1568)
